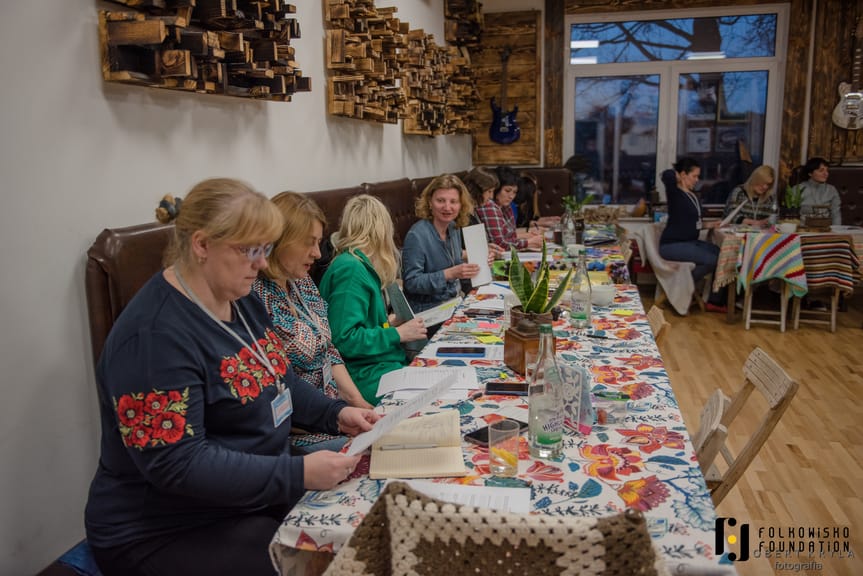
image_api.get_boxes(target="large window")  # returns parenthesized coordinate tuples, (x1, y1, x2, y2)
(564, 6, 787, 203)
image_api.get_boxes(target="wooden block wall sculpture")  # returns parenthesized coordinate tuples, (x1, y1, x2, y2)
(99, 0, 310, 101)
(324, 0, 479, 134)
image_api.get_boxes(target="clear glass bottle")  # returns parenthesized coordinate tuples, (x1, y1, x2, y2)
(528, 324, 564, 459)
(561, 207, 577, 246)
(570, 249, 592, 329)
(768, 196, 778, 226)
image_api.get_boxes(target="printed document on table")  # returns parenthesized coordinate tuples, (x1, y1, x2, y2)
(462, 223, 492, 287)
(346, 373, 456, 456)
(414, 296, 461, 326)
(476, 283, 512, 296)
(392, 479, 531, 514)
(376, 366, 478, 396)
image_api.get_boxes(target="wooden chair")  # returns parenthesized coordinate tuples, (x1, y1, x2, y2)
(695, 347, 799, 505)
(742, 281, 790, 332)
(791, 287, 841, 333)
(646, 305, 670, 343)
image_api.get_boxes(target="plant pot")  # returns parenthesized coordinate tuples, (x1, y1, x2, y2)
(504, 307, 553, 375)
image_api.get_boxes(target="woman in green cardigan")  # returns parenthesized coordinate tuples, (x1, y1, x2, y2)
(319, 195, 427, 405)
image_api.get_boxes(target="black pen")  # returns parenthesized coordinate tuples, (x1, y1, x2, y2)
(585, 333, 612, 340)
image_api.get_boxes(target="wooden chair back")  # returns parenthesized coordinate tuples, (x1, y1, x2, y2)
(693, 389, 729, 472)
(646, 305, 669, 342)
(700, 347, 799, 505)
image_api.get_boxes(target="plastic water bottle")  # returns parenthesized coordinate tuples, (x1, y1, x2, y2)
(570, 249, 592, 329)
(528, 324, 564, 458)
(769, 197, 778, 226)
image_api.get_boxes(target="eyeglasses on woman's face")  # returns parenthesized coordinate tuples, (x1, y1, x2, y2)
(233, 243, 274, 261)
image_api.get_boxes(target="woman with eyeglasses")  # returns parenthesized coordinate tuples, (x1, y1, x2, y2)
(320, 195, 427, 406)
(85, 179, 379, 576)
(252, 192, 373, 415)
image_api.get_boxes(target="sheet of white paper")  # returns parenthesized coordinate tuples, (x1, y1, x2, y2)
(503, 251, 543, 262)
(392, 479, 531, 514)
(419, 343, 504, 361)
(719, 198, 749, 227)
(462, 223, 492, 287)
(467, 299, 504, 311)
(347, 374, 457, 456)
(414, 296, 461, 326)
(476, 283, 512, 296)
(377, 366, 479, 395)
(391, 389, 468, 401)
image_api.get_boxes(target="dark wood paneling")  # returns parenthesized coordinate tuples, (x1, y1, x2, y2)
(472, 11, 541, 165)
(544, 0, 565, 167)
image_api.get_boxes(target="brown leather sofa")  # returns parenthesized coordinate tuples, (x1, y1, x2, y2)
(84, 169, 571, 365)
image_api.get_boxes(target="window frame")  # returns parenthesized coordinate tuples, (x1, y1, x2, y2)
(563, 4, 789, 201)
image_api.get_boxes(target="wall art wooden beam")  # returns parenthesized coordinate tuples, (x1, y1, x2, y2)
(99, 0, 311, 101)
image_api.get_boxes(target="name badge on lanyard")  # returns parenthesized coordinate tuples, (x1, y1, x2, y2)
(321, 358, 334, 388)
(696, 218, 703, 231)
(271, 383, 293, 428)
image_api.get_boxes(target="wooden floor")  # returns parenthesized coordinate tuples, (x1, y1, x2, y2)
(643, 286, 863, 576)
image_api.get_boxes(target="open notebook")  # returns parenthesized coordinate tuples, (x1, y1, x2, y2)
(369, 410, 466, 479)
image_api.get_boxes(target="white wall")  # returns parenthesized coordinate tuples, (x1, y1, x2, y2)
(0, 1, 468, 573)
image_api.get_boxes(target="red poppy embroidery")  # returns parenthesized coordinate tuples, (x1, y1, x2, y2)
(113, 388, 193, 450)
(117, 395, 144, 427)
(219, 332, 290, 404)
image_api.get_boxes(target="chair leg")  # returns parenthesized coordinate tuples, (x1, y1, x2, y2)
(792, 296, 801, 330)
(830, 288, 839, 333)
(655, 284, 667, 308)
(779, 284, 788, 333)
(743, 288, 754, 330)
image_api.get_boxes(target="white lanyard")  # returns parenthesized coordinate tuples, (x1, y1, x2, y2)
(175, 268, 284, 393)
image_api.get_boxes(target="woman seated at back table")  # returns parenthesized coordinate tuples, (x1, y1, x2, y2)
(84, 179, 378, 576)
(464, 166, 499, 229)
(799, 156, 842, 225)
(477, 166, 544, 251)
(402, 174, 480, 314)
(659, 157, 726, 312)
(253, 191, 373, 414)
(320, 195, 427, 406)
(722, 164, 777, 228)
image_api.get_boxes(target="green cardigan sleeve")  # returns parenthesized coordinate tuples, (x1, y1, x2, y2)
(320, 253, 402, 362)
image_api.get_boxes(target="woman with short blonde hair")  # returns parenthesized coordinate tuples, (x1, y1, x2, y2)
(320, 195, 427, 405)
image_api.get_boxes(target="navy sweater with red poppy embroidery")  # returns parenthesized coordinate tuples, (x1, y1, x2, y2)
(85, 272, 347, 549)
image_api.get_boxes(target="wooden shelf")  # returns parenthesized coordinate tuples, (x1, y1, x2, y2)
(99, 0, 310, 102)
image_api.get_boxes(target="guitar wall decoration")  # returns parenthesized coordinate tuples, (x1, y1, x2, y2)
(832, 18, 863, 130)
(489, 47, 521, 144)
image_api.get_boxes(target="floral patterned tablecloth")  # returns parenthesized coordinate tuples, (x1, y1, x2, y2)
(270, 284, 731, 575)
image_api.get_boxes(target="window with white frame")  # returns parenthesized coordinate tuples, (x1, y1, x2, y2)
(563, 5, 788, 204)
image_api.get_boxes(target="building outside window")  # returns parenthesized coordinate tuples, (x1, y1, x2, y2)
(563, 5, 788, 204)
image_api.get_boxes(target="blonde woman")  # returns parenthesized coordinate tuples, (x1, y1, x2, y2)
(722, 165, 777, 227)
(253, 192, 373, 412)
(402, 174, 478, 313)
(320, 195, 427, 406)
(85, 179, 378, 576)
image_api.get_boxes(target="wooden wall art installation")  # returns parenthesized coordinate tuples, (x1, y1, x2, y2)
(472, 11, 541, 165)
(98, 0, 311, 101)
(324, 0, 479, 135)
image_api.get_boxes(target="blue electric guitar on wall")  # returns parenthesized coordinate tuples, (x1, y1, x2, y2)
(489, 47, 521, 145)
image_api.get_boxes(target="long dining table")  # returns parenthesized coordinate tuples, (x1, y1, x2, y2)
(269, 248, 732, 576)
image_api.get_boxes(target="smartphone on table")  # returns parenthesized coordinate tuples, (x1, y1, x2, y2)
(484, 381, 529, 396)
(463, 418, 529, 447)
(436, 346, 486, 358)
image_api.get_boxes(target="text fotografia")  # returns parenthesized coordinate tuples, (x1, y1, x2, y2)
(754, 526, 853, 559)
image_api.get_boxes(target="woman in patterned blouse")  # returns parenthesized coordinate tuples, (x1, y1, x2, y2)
(253, 192, 373, 410)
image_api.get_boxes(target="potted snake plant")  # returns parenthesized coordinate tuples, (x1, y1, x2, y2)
(503, 241, 572, 374)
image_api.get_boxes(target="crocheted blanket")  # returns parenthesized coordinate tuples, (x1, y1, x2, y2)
(737, 233, 807, 297)
(323, 482, 670, 576)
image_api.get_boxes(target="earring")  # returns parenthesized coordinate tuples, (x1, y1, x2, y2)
(197, 256, 206, 265)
